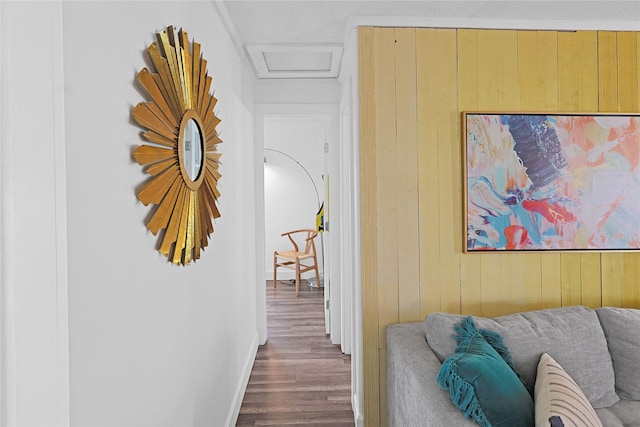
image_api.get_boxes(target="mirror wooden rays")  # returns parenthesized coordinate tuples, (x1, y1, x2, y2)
(132, 26, 222, 265)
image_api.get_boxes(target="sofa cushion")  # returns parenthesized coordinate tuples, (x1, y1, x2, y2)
(596, 307, 640, 400)
(595, 399, 640, 427)
(534, 353, 602, 427)
(386, 322, 478, 427)
(436, 317, 534, 427)
(425, 306, 619, 409)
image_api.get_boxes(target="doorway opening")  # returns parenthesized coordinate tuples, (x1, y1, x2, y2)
(239, 108, 355, 424)
(263, 114, 330, 330)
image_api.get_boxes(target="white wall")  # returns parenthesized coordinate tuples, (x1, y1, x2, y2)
(255, 79, 340, 105)
(60, 1, 257, 426)
(1, 2, 69, 425)
(338, 22, 364, 427)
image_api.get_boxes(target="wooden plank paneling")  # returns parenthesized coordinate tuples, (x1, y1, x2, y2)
(357, 26, 380, 427)
(617, 32, 637, 112)
(373, 28, 399, 348)
(417, 29, 444, 315)
(496, 30, 519, 118)
(602, 255, 623, 307)
(560, 253, 582, 305)
(518, 31, 540, 109)
(435, 29, 461, 314)
(576, 31, 600, 110)
(536, 31, 560, 110)
(558, 31, 580, 110)
(360, 28, 640, 427)
(457, 29, 483, 316)
(456, 30, 480, 111)
(540, 255, 561, 309)
(619, 261, 640, 307)
(638, 33, 640, 108)
(477, 30, 500, 108)
(378, 349, 387, 426)
(580, 256, 602, 308)
(395, 28, 418, 123)
(598, 31, 619, 110)
(395, 28, 421, 323)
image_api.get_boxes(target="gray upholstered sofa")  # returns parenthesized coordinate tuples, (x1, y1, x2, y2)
(387, 305, 640, 426)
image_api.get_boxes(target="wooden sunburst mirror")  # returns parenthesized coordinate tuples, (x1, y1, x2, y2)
(132, 26, 222, 265)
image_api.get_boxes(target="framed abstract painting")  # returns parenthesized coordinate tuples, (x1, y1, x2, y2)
(463, 113, 640, 252)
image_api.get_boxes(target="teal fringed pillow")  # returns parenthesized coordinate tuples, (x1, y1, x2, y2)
(436, 317, 534, 427)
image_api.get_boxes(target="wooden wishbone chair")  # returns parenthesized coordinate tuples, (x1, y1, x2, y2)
(273, 229, 320, 297)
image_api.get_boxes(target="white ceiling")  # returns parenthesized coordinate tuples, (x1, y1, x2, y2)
(220, 1, 640, 79)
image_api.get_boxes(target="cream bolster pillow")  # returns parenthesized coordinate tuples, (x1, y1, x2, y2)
(534, 353, 602, 427)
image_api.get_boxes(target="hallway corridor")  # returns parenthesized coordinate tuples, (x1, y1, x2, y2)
(236, 280, 354, 426)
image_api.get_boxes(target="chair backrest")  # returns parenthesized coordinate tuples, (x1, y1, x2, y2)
(281, 229, 318, 255)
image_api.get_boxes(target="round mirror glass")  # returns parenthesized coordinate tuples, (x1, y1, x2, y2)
(183, 118, 203, 181)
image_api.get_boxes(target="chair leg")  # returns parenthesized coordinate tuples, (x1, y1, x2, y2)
(295, 257, 301, 297)
(273, 252, 278, 288)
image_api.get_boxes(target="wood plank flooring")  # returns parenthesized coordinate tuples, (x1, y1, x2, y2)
(236, 280, 354, 427)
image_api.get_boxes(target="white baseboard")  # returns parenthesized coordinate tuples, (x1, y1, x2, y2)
(353, 393, 364, 427)
(225, 331, 259, 427)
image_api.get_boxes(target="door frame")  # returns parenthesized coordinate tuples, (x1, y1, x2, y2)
(255, 103, 341, 344)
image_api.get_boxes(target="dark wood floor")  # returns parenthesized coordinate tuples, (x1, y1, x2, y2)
(236, 280, 355, 427)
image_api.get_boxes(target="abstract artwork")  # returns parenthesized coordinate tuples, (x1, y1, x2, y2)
(464, 113, 640, 252)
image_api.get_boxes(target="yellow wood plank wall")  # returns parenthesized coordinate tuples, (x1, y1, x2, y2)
(359, 27, 640, 427)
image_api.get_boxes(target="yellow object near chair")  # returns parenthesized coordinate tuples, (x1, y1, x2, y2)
(273, 229, 320, 297)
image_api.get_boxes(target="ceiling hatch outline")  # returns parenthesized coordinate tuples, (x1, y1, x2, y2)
(246, 43, 344, 79)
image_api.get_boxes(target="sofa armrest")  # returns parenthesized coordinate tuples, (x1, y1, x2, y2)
(386, 322, 476, 427)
